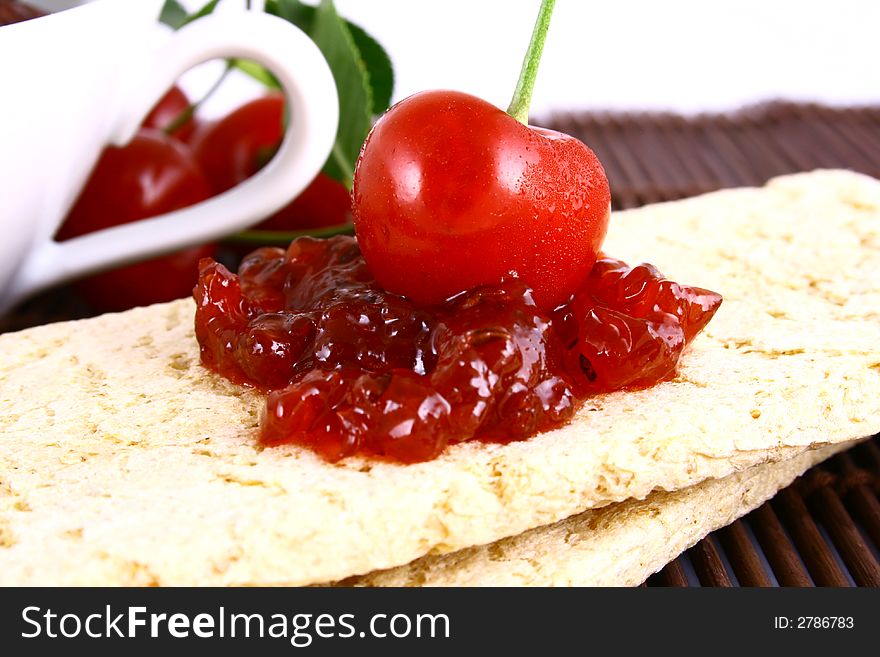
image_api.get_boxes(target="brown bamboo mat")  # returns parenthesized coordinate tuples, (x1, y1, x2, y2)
(2, 102, 879, 587)
(545, 102, 880, 210)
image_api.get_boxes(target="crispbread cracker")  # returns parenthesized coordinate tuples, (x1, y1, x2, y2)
(0, 170, 878, 586)
(342, 443, 851, 586)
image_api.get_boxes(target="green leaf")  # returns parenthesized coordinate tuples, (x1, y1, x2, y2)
(266, 1, 393, 115)
(158, 0, 188, 29)
(159, 0, 221, 30)
(233, 59, 281, 89)
(347, 21, 394, 114)
(309, 0, 373, 188)
(184, 0, 222, 26)
(267, 0, 314, 30)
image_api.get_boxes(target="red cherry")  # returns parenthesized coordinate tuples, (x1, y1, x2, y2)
(258, 172, 351, 231)
(0, 1, 44, 26)
(352, 90, 611, 311)
(71, 243, 217, 314)
(142, 85, 198, 143)
(57, 128, 216, 312)
(191, 95, 285, 193)
(192, 94, 351, 230)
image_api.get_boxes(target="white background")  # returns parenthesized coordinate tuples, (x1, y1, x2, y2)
(31, 0, 880, 117)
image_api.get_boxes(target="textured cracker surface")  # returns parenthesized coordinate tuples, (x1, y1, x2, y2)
(344, 444, 848, 586)
(0, 170, 878, 585)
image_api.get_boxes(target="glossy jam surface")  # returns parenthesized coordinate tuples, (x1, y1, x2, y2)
(194, 236, 721, 463)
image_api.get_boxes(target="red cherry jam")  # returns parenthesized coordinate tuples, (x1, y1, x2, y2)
(194, 236, 721, 463)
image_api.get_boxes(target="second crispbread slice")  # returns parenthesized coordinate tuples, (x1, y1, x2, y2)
(1, 169, 879, 586)
(341, 442, 853, 586)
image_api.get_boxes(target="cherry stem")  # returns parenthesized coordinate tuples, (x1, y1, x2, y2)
(163, 60, 234, 136)
(506, 0, 556, 125)
(227, 223, 355, 245)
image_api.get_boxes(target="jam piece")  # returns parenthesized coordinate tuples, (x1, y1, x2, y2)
(194, 237, 721, 463)
(430, 285, 574, 444)
(553, 257, 722, 394)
